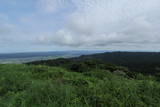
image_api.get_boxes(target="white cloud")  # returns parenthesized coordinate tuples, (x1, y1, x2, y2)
(38, 0, 160, 50)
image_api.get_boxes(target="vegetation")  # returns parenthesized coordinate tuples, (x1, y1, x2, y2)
(1, 52, 160, 106)
(1, 63, 160, 107)
(74, 52, 160, 75)
(27, 58, 129, 73)
(28, 52, 160, 76)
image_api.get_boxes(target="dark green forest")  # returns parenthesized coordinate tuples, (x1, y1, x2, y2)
(29, 52, 160, 76)
(1, 52, 160, 107)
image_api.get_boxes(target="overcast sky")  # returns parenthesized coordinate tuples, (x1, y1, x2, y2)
(0, 0, 160, 53)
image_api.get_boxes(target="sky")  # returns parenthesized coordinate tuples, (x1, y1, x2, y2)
(0, 0, 160, 53)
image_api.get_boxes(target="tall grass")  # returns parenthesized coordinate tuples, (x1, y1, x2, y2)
(0, 64, 160, 107)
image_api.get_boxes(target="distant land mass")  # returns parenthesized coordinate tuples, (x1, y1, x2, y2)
(0, 50, 106, 64)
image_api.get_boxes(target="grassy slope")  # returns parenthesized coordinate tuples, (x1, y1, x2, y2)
(0, 64, 160, 107)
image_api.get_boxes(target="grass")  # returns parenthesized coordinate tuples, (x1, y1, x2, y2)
(0, 64, 160, 107)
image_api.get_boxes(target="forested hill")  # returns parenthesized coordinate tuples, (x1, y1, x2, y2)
(76, 52, 160, 63)
(20, 52, 160, 106)
(28, 52, 160, 75)
(74, 52, 160, 74)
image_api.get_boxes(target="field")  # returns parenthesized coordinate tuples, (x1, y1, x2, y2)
(0, 64, 160, 107)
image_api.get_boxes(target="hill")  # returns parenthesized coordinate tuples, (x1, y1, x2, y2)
(1, 64, 160, 107)
(2, 52, 160, 106)
(28, 52, 160, 76)
(74, 52, 160, 75)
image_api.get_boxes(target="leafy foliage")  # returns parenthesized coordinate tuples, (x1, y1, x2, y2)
(75, 52, 160, 75)
(28, 52, 160, 77)
(0, 64, 160, 107)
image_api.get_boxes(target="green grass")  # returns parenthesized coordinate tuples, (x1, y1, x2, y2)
(0, 64, 160, 107)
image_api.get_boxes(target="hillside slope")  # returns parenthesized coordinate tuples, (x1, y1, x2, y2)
(74, 52, 160, 75)
(28, 52, 160, 75)
(0, 64, 160, 107)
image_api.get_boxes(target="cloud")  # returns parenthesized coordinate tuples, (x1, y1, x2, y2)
(38, 0, 160, 50)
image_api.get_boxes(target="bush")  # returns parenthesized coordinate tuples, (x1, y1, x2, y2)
(1, 64, 160, 107)
(70, 63, 90, 73)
